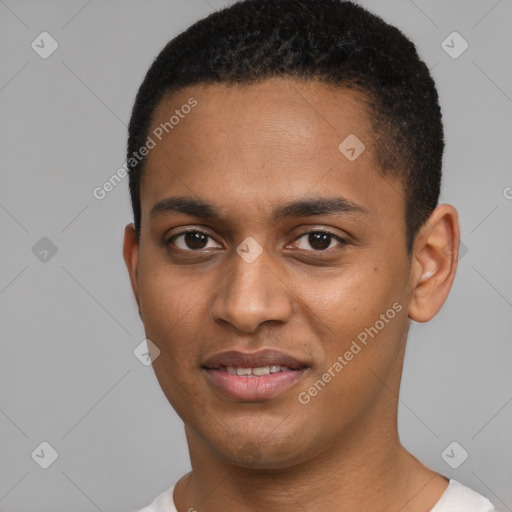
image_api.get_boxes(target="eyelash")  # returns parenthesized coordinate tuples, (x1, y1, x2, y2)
(166, 228, 348, 253)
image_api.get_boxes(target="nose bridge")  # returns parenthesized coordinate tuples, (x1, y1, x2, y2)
(212, 244, 293, 333)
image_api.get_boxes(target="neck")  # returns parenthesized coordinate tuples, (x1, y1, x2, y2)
(174, 395, 447, 512)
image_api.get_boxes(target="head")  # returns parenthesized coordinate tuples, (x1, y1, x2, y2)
(123, 0, 459, 470)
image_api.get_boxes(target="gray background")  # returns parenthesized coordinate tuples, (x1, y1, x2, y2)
(0, 0, 511, 511)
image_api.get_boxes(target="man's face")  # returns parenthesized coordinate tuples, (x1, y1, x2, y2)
(127, 79, 415, 468)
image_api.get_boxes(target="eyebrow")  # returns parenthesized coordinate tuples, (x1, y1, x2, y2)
(149, 195, 369, 222)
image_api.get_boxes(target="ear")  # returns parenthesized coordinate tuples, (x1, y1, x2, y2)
(408, 204, 460, 323)
(123, 223, 142, 317)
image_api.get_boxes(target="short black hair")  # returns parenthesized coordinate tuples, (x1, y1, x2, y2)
(127, 0, 443, 252)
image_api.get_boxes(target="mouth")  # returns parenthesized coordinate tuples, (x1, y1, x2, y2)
(202, 349, 309, 401)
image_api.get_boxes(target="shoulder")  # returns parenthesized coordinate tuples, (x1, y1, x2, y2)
(131, 485, 176, 512)
(430, 479, 497, 512)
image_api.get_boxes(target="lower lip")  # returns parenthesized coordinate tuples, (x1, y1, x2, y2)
(203, 368, 307, 401)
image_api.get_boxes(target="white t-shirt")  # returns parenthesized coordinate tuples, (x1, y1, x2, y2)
(133, 478, 496, 512)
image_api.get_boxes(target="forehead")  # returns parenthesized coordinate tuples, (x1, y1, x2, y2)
(140, 79, 404, 226)
(148, 78, 374, 164)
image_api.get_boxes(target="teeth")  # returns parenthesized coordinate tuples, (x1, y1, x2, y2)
(252, 366, 270, 376)
(223, 365, 293, 376)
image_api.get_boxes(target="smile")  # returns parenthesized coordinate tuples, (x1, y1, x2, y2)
(202, 349, 310, 400)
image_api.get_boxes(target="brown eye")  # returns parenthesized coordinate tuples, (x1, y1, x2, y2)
(183, 232, 208, 249)
(293, 231, 346, 251)
(168, 230, 221, 251)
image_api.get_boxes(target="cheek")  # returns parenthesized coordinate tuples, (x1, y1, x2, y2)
(307, 259, 408, 376)
(315, 265, 399, 328)
(297, 298, 407, 432)
(137, 261, 211, 417)
(137, 256, 204, 357)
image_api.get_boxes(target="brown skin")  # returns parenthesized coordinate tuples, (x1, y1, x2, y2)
(124, 78, 460, 512)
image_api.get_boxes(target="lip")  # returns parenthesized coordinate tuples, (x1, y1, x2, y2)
(203, 349, 307, 370)
(202, 349, 309, 401)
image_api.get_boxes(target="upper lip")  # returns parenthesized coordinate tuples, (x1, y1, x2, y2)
(202, 349, 308, 370)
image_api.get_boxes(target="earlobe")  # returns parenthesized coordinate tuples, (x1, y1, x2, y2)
(123, 223, 142, 316)
(408, 204, 460, 323)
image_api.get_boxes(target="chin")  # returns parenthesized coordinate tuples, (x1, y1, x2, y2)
(206, 428, 314, 470)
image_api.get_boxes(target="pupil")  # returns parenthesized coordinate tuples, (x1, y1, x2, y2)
(309, 232, 330, 250)
(185, 232, 207, 249)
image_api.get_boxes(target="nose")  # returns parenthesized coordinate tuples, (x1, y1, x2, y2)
(211, 246, 294, 334)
